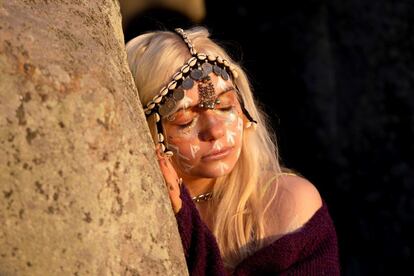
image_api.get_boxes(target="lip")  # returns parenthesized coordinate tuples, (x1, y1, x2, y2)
(202, 147, 233, 161)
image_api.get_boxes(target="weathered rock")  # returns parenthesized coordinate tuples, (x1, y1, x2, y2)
(0, 1, 187, 275)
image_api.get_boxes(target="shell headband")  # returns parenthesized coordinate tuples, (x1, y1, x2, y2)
(144, 28, 257, 156)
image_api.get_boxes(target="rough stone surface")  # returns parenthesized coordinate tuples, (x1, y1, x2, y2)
(0, 1, 187, 275)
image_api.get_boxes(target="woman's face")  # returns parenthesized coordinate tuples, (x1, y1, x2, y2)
(163, 74, 245, 179)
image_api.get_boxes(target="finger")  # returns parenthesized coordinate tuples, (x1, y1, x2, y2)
(156, 148, 174, 171)
(158, 157, 170, 176)
(156, 148, 169, 167)
(155, 144, 164, 159)
(157, 156, 178, 185)
(155, 144, 182, 194)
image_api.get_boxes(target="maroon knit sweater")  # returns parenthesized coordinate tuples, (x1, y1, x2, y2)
(175, 184, 340, 276)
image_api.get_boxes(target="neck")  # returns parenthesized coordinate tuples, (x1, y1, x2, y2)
(181, 175, 215, 198)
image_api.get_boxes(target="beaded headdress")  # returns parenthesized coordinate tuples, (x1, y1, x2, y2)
(143, 28, 257, 156)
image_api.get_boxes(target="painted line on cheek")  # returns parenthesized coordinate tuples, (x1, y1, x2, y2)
(190, 144, 200, 159)
(168, 144, 190, 161)
(217, 161, 229, 174)
(182, 162, 194, 173)
(212, 140, 223, 151)
(226, 130, 236, 145)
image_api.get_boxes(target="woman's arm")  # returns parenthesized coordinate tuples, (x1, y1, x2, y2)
(156, 146, 227, 276)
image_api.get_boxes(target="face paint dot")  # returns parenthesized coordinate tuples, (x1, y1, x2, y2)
(226, 111, 237, 123)
(237, 117, 243, 131)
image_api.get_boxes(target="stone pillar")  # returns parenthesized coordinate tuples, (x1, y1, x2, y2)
(0, 1, 187, 275)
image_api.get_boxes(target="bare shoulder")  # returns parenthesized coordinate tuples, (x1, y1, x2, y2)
(272, 174, 323, 233)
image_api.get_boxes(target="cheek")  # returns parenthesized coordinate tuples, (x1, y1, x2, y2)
(224, 113, 244, 146)
(224, 110, 238, 125)
(166, 133, 201, 162)
(167, 137, 204, 174)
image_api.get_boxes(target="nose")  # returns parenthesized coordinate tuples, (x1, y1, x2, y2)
(198, 110, 225, 142)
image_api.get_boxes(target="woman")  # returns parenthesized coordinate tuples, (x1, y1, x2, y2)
(126, 26, 340, 275)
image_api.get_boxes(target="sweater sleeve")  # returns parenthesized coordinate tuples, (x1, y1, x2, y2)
(174, 184, 227, 276)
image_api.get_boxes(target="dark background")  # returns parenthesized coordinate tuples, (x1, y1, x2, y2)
(122, 0, 414, 275)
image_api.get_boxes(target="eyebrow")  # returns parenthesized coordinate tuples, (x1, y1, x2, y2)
(173, 85, 236, 113)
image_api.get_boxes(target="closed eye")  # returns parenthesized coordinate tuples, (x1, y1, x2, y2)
(218, 105, 235, 112)
(177, 117, 197, 129)
(179, 120, 193, 128)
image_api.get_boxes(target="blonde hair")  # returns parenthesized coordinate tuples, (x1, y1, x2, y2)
(126, 27, 283, 269)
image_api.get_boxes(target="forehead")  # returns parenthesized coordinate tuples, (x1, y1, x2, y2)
(176, 73, 235, 108)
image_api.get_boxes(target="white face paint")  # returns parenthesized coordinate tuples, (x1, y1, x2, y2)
(181, 162, 194, 173)
(237, 117, 243, 131)
(190, 144, 200, 159)
(176, 94, 194, 110)
(163, 73, 245, 179)
(226, 110, 238, 123)
(216, 161, 229, 175)
(226, 130, 236, 146)
(212, 140, 223, 152)
(215, 77, 228, 92)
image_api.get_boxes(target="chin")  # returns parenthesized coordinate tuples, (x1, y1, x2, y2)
(192, 161, 237, 178)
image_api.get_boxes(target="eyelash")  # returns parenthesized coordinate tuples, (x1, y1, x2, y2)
(177, 106, 235, 129)
(218, 106, 234, 112)
(179, 117, 197, 129)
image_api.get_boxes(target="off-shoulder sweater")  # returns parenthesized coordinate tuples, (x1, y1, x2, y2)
(175, 184, 340, 276)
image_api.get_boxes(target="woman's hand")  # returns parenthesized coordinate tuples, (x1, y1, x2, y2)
(156, 145, 183, 214)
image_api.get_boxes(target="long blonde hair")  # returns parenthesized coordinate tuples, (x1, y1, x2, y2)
(126, 27, 283, 269)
